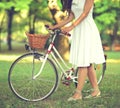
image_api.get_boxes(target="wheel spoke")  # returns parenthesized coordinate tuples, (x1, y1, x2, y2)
(8, 53, 58, 101)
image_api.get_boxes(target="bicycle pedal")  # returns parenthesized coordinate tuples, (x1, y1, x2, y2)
(62, 81, 70, 86)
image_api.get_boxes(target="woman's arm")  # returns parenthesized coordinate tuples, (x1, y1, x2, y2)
(49, 11, 74, 29)
(72, 0, 94, 27)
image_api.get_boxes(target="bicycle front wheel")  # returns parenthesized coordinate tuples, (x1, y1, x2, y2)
(8, 53, 58, 101)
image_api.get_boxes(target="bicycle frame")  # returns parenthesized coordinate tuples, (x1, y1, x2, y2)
(33, 29, 78, 83)
(8, 28, 106, 102)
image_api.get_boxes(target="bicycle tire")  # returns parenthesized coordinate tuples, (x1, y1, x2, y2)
(8, 52, 58, 101)
(75, 62, 106, 92)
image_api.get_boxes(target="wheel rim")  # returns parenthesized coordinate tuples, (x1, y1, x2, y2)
(8, 53, 58, 101)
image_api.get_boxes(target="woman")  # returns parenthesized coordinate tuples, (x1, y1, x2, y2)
(49, 0, 105, 101)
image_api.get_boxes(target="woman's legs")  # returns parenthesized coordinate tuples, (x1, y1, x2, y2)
(69, 65, 100, 100)
(72, 67, 88, 99)
(87, 64, 100, 96)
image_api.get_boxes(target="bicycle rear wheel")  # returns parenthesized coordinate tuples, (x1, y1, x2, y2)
(8, 53, 58, 101)
(75, 62, 106, 92)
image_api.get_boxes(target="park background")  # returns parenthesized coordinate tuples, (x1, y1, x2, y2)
(0, 0, 120, 108)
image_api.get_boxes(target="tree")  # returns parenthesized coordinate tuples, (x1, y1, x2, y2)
(0, 0, 32, 50)
(94, 0, 120, 50)
(28, 0, 52, 34)
(0, 0, 119, 52)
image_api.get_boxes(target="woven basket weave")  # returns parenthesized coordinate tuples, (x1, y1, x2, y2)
(26, 32, 49, 49)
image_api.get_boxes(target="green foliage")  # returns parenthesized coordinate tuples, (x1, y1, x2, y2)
(0, 0, 120, 48)
(0, 0, 32, 10)
(14, 0, 32, 11)
(94, 0, 120, 46)
(29, 0, 52, 21)
(57, 0, 63, 10)
(0, 0, 52, 42)
(94, 0, 117, 30)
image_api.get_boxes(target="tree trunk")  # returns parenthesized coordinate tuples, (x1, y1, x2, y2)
(111, 19, 119, 51)
(7, 7, 14, 50)
(28, 9, 36, 34)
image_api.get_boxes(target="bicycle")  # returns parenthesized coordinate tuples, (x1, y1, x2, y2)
(8, 25, 107, 102)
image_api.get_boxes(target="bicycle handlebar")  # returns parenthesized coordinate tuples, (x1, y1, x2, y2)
(45, 25, 71, 37)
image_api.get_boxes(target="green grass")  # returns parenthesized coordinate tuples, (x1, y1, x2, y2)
(0, 43, 120, 108)
(105, 51, 120, 60)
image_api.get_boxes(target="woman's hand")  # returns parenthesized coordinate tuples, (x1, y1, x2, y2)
(48, 25, 55, 30)
(62, 25, 74, 33)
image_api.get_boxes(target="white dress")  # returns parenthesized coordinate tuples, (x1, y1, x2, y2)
(69, 0, 105, 67)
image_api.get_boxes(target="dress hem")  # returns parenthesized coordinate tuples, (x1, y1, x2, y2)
(69, 61, 106, 67)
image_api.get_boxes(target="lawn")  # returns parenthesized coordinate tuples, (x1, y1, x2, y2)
(0, 43, 120, 108)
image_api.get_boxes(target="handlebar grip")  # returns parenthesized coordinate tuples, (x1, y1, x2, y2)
(44, 24, 71, 36)
(64, 32, 71, 37)
(45, 24, 49, 29)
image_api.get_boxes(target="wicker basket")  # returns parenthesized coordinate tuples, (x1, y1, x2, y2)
(26, 32, 49, 49)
